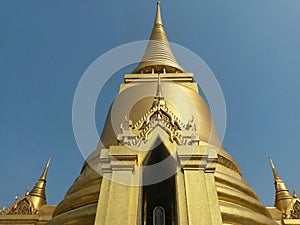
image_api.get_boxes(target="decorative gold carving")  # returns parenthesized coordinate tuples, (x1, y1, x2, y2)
(118, 75, 199, 146)
(217, 154, 241, 175)
(131, 100, 183, 144)
(2, 196, 35, 215)
(118, 102, 199, 146)
(0, 158, 50, 215)
(291, 200, 300, 219)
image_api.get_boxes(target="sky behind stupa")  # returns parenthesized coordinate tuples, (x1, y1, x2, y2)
(0, 0, 300, 208)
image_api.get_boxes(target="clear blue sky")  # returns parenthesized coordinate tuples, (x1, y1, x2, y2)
(0, 0, 300, 208)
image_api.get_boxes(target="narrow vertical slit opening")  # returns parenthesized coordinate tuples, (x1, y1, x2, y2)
(142, 143, 177, 225)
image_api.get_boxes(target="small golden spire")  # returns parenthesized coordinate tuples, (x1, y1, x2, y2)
(152, 74, 166, 108)
(29, 157, 51, 210)
(133, 2, 184, 74)
(269, 157, 292, 213)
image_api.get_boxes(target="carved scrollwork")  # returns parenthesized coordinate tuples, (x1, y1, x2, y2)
(118, 78, 200, 147)
(291, 200, 300, 219)
(118, 104, 199, 147)
(3, 196, 35, 215)
(130, 102, 183, 144)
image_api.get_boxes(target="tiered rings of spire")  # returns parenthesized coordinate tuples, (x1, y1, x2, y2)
(133, 2, 184, 74)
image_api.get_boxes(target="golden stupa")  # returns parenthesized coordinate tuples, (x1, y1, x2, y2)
(1, 2, 299, 225)
(47, 3, 299, 225)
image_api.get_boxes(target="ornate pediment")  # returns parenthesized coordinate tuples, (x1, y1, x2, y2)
(131, 100, 183, 143)
(118, 75, 200, 147)
(284, 198, 300, 219)
(118, 100, 199, 146)
(1, 195, 35, 215)
(290, 200, 300, 219)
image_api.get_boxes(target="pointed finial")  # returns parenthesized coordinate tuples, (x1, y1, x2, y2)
(269, 157, 293, 213)
(156, 74, 163, 98)
(152, 74, 166, 108)
(155, 2, 162, 25)
(41, 157, 51, 180)
(269, 157, 280, 181)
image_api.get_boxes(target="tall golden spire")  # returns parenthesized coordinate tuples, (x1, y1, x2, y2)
(29, 157, 51, 210)
(133, 2, 184, 74)
(269, 157, 293, 213)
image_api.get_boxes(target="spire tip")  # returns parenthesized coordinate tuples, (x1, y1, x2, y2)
(155, 1, 162, 25)
(41, 157, 51, 180)
(269, 157, 280, 181)
(269, 157, 275, 169)
(47, 156, 51, 167)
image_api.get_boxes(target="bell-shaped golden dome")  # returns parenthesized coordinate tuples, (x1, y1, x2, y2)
(49, 81, 277, 225)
